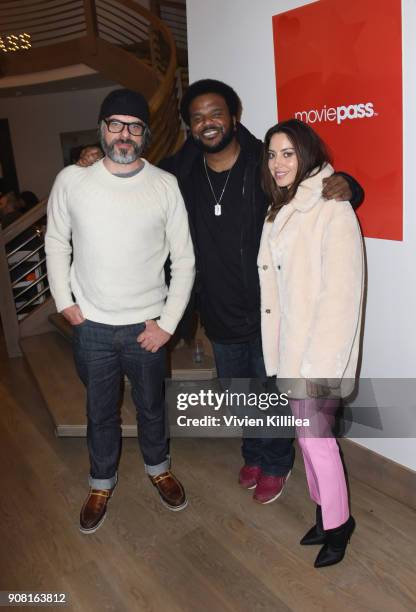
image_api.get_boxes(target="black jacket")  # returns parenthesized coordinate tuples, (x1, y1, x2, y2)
(160, 123, 364, 343)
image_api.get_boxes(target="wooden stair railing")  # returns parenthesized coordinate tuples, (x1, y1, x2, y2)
(0, 200, 51, 357)
(150, 0, 188, 92)
(0, 0, 183, 162)
(150, 1, 187, 56)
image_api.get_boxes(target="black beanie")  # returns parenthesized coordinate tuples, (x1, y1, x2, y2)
(98, 88, 150, 124)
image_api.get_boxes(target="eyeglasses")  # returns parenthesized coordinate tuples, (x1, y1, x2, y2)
(103, 118, 146, 136)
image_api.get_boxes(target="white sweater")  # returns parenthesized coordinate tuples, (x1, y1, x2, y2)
(45, 159, 195, 333)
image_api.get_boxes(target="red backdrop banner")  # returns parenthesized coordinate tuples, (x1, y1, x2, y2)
(272, 0, 403, 241)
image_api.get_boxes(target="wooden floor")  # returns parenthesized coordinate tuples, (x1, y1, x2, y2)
(1, 338, 416, 612)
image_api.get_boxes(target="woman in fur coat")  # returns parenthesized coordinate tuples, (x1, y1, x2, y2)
(258, 119, 364, 568)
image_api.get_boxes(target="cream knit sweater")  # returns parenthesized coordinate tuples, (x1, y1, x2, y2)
(45, 159, 195, 334)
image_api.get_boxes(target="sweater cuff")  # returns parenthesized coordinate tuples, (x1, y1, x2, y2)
(54, 294, 75, 313)
(158, 312, 178, 336)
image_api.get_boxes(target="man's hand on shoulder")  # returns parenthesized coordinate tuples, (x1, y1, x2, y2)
(76, 157, 92, 168)
(76, 147, 103, 168)
(137, 320, 171, 352)
(322, 175, 352, 202)
(62, 304, 86, 326)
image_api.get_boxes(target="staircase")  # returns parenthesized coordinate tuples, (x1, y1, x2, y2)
(0, 0, 185, 162)
(150, 0, 188, 95)
(0, 0, 216, 437)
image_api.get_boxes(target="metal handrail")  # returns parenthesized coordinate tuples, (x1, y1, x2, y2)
(6, 227, 44, 258)
(8, 243, 44, 273)
(16, 285, 50, 313)
(14, 272, 48, 301)
(11, 256, 47, 288)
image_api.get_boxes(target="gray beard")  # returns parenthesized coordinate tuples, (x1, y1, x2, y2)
(100, 135, 143, 164)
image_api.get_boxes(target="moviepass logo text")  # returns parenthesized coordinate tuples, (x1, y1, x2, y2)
(294, 102, 377, 125)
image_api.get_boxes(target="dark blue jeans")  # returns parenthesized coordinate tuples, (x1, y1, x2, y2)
(73, 320, 169, 489)
(212, 334, 294, 477)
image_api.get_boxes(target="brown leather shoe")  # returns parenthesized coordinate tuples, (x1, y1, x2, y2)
(79, 488, 114, 534)
(149, 471, 188, 511)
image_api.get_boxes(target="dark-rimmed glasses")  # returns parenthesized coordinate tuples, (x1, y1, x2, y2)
(103, 118, 146, 136)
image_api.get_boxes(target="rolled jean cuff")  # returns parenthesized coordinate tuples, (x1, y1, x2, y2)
(88, 473, 117, 490)
(145, 457, 170, 477)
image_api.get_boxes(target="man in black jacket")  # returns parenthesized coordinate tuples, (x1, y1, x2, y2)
(160, 79, 364, 505)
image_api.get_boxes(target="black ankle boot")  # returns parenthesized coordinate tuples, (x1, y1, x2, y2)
(300, 505, 325, 545)
(314, 516, 355, 568)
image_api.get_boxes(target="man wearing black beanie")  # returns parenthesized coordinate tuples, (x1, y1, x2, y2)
(46, 88, 195, 533)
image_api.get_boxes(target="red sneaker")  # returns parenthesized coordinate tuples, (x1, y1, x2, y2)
(238, 465, 262, 489)
(253, 471, 291, 504)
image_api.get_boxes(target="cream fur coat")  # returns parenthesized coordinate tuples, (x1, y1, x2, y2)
(258, 164, 364, 398)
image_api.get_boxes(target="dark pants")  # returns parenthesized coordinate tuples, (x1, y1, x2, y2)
(212, 334, 294, 476)
(73, 320, 169, 490)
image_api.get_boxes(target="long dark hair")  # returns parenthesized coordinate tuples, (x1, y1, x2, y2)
(262, 119, 332, 222)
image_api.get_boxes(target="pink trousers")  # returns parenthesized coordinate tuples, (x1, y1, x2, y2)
(290, 398, 350, 530)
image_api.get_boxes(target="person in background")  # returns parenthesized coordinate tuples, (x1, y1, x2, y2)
(18, 191, 39, 213)
(45, 89, 195, 534)
(258, 118, 364, 567)
(0, 179, 20, 227)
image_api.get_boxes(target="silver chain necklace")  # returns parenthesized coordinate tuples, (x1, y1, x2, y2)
(203, 156, 234, 216)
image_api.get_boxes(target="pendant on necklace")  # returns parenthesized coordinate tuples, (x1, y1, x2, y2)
(204, 156, 233, 219)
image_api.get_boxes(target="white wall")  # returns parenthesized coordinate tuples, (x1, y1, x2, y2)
(0, 85, 117, 199)
(187, 0, 416, 471)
